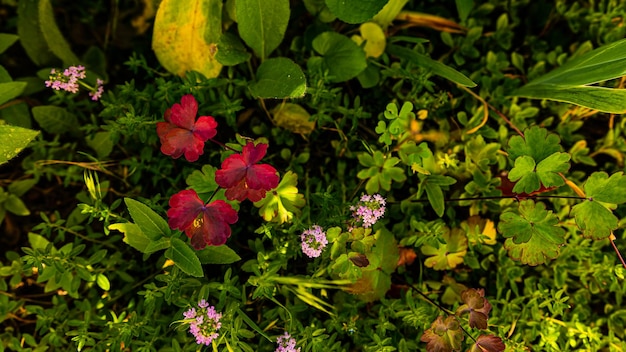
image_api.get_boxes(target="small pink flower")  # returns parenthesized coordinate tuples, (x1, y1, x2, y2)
(167, 189, 238, 249)
(157, 94, 218, 162)
(215, 142, 280, 202)
(183, 300, 222, 345)
(301, 225, 328, 258)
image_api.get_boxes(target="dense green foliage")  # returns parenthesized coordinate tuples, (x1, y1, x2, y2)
(1, 0, 626, 351)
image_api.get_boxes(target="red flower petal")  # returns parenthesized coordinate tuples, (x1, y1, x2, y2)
(215, 142, 279, 201)
(186, 200, 238, 249)
(167, 190, 205, 231)
(224, 179, 268, 202)
(247, 163, 279, 190)
(242, 142, 268, 164)
(215, 154, 247, 188)
(170, 94, 198, 130)
(157, 95, 218, 162)
(193, 116, 218, 141)
(167, 191, 239, 249)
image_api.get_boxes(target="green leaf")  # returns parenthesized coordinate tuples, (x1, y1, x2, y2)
(110, 223, 150, 252)
(511, 39, 626, 113)
(0, 81, 27, 106)
(0, 125, 39, 165)
(373, 0, 409, 29)
(508, 152, 570, 194)
(215, 32, 251, 66)
(32, 106, 80, 136)
(572, 200, 618, 240)
(0, 34, 19, 55)
(165, 238, 203, 277)
(325, 0, 388, 24)
(498, 200, 565, 266)
(421, 228, 467, 270)
(236, 0, 289, 60)
(386, 45, 476, 87)
(124, 198, 170, 240)
(570, 172, 626, 240)
(312, 32, 367, 83)
(17, 0, 56, 66)
(4, 194, 30, 216)
(507, 126, 562, 162)
(249, 57, 306, 99)
(38, 0, 80, 65)
(254, 171, 305, 224)
(582, 171, 626, 204)
(85, 131, 114, 159)
(95, 273, 110, 291)
(186, 165, 219, 195)
(357, 151, 406, 194)
(196, 245, 241, 264)
(419, 175, 456, 217)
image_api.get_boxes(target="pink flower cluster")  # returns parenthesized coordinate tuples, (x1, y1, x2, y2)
(275, 332, 301, 352)
(300, 225, 328, 258)
(45, 65, 104, 101)
(183, 299, 222, 345)
(160, 95, 279, 249)
(349, 193, 386, 230)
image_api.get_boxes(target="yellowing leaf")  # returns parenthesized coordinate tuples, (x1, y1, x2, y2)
(421, 227, 467, 270)
(254, 171, 305, 224)
(462, 215, 497, 245)
(272, 103, 315, 134)
(351, 22, 386, 58)
(152, 0, 223, 78)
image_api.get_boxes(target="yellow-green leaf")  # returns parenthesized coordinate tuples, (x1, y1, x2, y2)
(272, 103, 315, 134)
(351, 22, 386, 58)
(254, 171, 305, 224)
(152, 0, 223, 78)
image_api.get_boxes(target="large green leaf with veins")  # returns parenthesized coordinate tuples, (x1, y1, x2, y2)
(498, 200, 565, 266)
(572, 171, 626, 240)
(507, 126, 563, 162)
(508, 152, 570, 194)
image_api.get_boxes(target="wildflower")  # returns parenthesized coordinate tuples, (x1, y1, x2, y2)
(215, 142, 280, 202)
(275, 332, 301, 352)
(300, 225, 328, 258)
(183, 299, 222, 345)
(45, 65, 86, 93)
(45, 65, 104, 100)
(89, 79, 104, 101)
(349, 194, 386, 229)
(156, 94, 218, 162)
(167, 189, 238, 249)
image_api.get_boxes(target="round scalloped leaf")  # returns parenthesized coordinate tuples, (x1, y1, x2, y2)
(498, 200, 565, 266)
(507, 126, 562, 162)
(312, 32, 367, 83)
(249, 58, 306, 99)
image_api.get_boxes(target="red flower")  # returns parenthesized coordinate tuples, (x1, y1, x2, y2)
(167, 189, 238, 249)
(215, 142, 280, 202)
(157, 94, 218, 162)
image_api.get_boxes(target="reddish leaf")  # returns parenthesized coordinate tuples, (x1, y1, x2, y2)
(455, 288, 492, 329)
(397, 246, 417, 266)
(421, 316, 464, 352)
(467, 335, 505, 352)
(157, 94, 218, 162)
(167, 189, 238, 249)
(215, 142, 280, 202)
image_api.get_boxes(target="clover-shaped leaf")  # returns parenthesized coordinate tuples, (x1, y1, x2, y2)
(455, 288, 492, 329)
(253, 171, 305, 224)
(421, 316, 464, 352)
(571, 172, 626, 239)
(467, 335, 506, 352)
(421, 228, 467, 270)
(508, 152, 570, 194)
(498, 200, 565, 265)
(507, 126, 562, 162)
(357, 150, 407, 194)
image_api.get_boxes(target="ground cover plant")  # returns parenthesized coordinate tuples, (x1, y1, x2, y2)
(1, 0, 626, 351)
